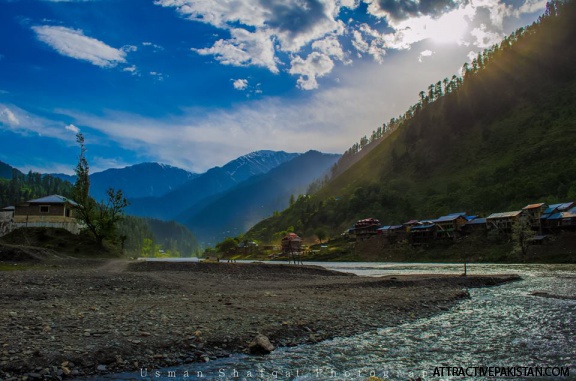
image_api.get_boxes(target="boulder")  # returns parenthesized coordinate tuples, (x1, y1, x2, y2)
(248, 334, 275, 355)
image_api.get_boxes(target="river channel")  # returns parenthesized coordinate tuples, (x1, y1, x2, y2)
(102, 263, 576, 381)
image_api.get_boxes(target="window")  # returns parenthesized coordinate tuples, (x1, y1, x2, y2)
(40, 205, 50, 213)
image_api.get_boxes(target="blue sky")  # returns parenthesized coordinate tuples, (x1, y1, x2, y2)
(0, 0, 546, 174)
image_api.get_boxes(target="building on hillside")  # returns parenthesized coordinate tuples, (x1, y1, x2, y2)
(433, 213, 468, 240)
(540, 202, 575, 231)
(486, 210, 524, 233)
(463, 217, 488, 234)
(408, 223, 436, 245)
(281, 233, 303, 264)
(350, 218, 381, 241)
(522, 203, 547, 231)
(545, 206, 576, 230)
(13, 195, 82, 234)
(377, 225, 406, 243)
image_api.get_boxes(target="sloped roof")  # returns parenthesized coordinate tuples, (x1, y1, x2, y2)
(26, 195, 78, 206)
(435, 214, 467, 222)
(282, 233, 301, 241)
(466, 218, 487, 225)
(544, 202, 575, 214)
(378, 225, 404, 231)
(411, 224, 435, 230)
(522, 203, 545, 210)
(486, 211, 522, 219)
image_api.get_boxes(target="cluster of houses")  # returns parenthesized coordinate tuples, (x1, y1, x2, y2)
(0, 194, 82, 237)
(347, 202, 576, 246)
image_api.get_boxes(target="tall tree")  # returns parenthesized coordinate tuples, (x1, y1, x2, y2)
(72, 133, 128, 246)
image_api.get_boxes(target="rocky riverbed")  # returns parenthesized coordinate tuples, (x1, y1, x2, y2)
(0, 259, 519, 380)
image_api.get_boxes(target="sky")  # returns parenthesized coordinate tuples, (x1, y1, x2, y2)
(0, 0, 546, 174)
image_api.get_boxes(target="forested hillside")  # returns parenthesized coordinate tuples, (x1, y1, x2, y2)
(0, 164, 74, 207)
(118, 216, 199, 258)
(245, 0, 576, 243)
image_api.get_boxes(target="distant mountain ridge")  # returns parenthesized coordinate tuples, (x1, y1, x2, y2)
(51, 162, 197, 201)
(180, 150, 340, 245)
(126, 150, 300, 219)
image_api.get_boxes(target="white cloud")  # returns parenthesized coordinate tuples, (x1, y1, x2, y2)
(233, 79, 249, 91)
(156, 0, 546, 90)
(123, 65, 138, 75)
(0, 104, 77, 141)
(0, 107, 20, 126)
(418, 49, 434, 62)
(193, 28, 279, 73)
(65, 123, 80, 133)
(32, 25, 127, 68)
(470, 24, 504, 48)
(289, 52, 335, 90)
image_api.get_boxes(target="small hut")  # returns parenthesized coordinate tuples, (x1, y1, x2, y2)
(281, 233, 303, 264)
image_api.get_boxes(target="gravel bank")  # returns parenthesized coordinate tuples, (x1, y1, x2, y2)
(0, 260, 520, 380)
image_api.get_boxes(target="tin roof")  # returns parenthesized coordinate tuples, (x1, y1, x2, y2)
(435, 214, 466, 222)
(466, 218, 487, 225)
(411, 224, 435, 230)
(486, 211, 522, 219)
(544, 202, 575, 214)
(378, 225, 403, 231)
(26, 195, 78, 206)
(522, 203, 545, 210)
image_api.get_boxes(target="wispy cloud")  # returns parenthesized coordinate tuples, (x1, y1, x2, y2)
(60, 46, 465, 172)
(0, 104, 79, 141)
(32, 25, 127, 68)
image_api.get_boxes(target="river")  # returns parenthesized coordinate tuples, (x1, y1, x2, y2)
(103, 262, 576, 381)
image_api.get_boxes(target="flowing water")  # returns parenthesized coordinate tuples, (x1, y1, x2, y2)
(102, 263, 576, 381)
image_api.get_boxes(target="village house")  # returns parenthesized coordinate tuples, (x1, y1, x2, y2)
(486, 210, 524, 233)
(463, 217, 488, 234)
(433, 213, 468, 240)
(12, 195, 82, 234)
(522, 203, 547, 231)
(349, 218, 381, 241)
(540, 202, 575, 231)
(281, 233, 303, 263)
(408, 223, 436, 245)
(377, 224, 406, 243)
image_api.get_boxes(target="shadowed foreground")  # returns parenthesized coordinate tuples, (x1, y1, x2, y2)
(0, 260, 519, 379)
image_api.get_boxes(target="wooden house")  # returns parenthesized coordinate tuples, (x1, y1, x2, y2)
(522, 203, 547, 231)
(463, 217, 487, 234)
(545, 207, 576, 230)
(351, 218, 381, 241)
(281, 233, 302, 253)
(433, 213, 468, 240)
(409, 223, 436, 245)
(13, 195, 82, 234)
(486, 210, 524, 233)
(540, 202, 575, 231)
(281, 233, 303, 264)
(377, 225, 406, 243)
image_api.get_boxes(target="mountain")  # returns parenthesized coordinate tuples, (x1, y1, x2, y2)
(244, 0, 576, 243)
(126, 150, 299, 219)
(51, 162, 197, 201)
(180, 150, 340, 245)
(89, 162, 197, 201)
(0, 161, 21, 179)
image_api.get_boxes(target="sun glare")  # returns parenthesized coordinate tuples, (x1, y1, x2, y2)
(394, 8, 471, 46)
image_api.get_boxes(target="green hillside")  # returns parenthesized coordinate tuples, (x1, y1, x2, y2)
(244, 0, 576, 244)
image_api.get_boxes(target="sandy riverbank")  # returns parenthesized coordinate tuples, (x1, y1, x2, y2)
(0, 260, 520, 379)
